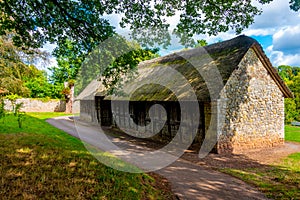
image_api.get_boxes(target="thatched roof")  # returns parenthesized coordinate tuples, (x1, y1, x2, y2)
(89, 35, 292, 102)
(75, 79, 103, 100)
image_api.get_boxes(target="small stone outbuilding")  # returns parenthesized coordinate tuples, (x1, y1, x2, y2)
(78, 35, 293, 154)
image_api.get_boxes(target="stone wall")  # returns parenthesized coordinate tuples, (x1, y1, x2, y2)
(218, 48, 285, 153)
(4, 98, 66, 112)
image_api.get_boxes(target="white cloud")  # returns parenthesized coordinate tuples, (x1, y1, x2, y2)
(265, 25, 300, 66)
(240, 0, 300, 66)
(244, 0, 300, 37)
(206, 32, 237, 43)
(267, 45, 300, 66)
(272, 25, 300, 53)
(107, 0, 300, 66)
(243, 28, 276, 36)
(250, 0, 299, 30)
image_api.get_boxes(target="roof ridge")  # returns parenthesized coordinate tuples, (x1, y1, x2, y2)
(139, 35, 258, 67)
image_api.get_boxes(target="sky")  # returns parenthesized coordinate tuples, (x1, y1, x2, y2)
(157, 0, 300, 67)
(239, 0, 300, 67)
(42, 0, 300, 69)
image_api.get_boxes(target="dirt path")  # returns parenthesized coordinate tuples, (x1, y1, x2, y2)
(46, 116, 300, 200)
(181, 141, 300, 171)
(157, 159, 268, 200)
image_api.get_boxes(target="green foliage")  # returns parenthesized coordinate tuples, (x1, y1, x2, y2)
(0, 34, 62, 99)
(102, 46, 160, 95)
(0, 0, 114, 50)
(278, 65, 300, 123)
(51, 36, 160, 96)
(22, 65, 64, 99)
(48, 39, 89, 102)
(5, 94, 21, 102)
(0, 34, 49, 97)
(284, 98, 298, 123)
(290, 0, 300, 11)
(194, 39, 208, 48)
(1, 0, 299, 49)
(24, 72, 63, 99)
(278, 65, 300, 82)
(49, 40, 84, 85)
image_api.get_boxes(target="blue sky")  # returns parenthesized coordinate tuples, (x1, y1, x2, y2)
(42, 0, 300, 68)
(157, 0, 300, 67)
(243, 0, 300, 67)
(222, 0, 300, 67)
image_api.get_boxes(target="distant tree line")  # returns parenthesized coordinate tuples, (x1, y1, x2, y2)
(278, 65, 300, 123)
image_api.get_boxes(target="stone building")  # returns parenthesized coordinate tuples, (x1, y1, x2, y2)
(78, 35, 293, 153)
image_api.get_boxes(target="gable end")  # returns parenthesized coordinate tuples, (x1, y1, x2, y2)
(250, 43, 293, 98)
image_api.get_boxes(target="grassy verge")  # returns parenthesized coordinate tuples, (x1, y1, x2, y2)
(0, 113, 173, 199)
(285, 125, 300, 143)
(220, 125, 300, 199)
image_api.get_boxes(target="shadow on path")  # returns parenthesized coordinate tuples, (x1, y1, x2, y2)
(47, 116, 269, 200)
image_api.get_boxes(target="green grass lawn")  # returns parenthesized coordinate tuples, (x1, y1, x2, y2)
(285, 125, 300, 143)
(221, 125, 300, 199)
(0, 113, 173, 199)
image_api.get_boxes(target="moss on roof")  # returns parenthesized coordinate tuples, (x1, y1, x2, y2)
(92, 35, 292, 101)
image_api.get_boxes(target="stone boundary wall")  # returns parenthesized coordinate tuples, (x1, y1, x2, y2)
(3, 98, 66, 112)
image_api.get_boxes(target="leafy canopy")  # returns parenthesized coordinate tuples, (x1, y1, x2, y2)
(49, 39, 83, 85)
(50, 36, 160, 96)
(1, 0, 299, 49)
(0, 34, 62, 98)
(278, 65, 300, 123)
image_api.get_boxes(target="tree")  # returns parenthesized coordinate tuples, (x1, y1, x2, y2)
(0, 33, 61, 98)
(284, 98, 298, 123)
(194, 39, 208, 48)
(50, 36, 160, 95)
(49, 39, 84, 85)
(278, 65, 300, 82)
(278, 65, 300, 123)
(101, 46, 160, 95)
(2, 1, 299, 101)
(0, 34, 46, 96)
(48, 35, 159, 113)
(1, 0, 299, 50)
(24, 66, 63, 99)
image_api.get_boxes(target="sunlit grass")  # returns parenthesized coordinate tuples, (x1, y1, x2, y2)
(220, 125, 300, 199)
(285, 125, 300, 143)
(0, 112, 172, 199)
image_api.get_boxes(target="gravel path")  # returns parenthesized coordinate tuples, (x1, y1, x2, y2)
(47, 116, 269, 200)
